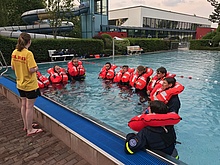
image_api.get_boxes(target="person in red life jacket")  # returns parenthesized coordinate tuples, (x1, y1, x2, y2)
(98, 62, 117, 80)
(125, 100, 178, 159)
(150, 77, 184, 114)
(147, 67, 176, 95)
(130, 65, 153, 103)
(113, 65, 134, 86)
(47, 65, 68, 84)
(36, 71, 50, 89)
(67, 57, 86, 81)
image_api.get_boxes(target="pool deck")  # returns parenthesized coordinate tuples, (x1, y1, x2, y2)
(0, 93, 90, 165)
(0, 75, 187, 165)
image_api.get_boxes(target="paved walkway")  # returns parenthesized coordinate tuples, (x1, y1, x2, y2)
(0, 94, 90, 165)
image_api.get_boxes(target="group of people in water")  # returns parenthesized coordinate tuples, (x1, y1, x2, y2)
(37, 58, 184, 159)
(97, 62, 184, 159)
(11, 32, 183, 161)
(36, 57, 86, 89)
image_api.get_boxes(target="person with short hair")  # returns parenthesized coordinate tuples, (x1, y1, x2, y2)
(67, 57, 86, 81)
(11, 32, 43, 136)
(113, 65, 134, 86)
(130, 65, 153, 103)
(125, 100, 178, 157)
(147, 66, 176, 95)
(98, 62, 117, 80)
(150, 77, 184, 114)
(47, 65, 68, 84)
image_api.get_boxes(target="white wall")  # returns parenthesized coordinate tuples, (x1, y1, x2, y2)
(110, 7, 142, 27)
(140, 7, 210, 25)
(110, 6, 211, 27)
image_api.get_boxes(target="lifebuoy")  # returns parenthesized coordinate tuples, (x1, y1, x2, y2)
(128, 112, 181, 132)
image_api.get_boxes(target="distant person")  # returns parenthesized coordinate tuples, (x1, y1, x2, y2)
(147, 66, 176, 95)
(47, 65, 68, 84)
(67, 57, 86, 81)
(150, 77, 184, 114)
(125, 100, 178, 157)
(98, 62, 117, 80)
(113, 65, 134, 86)
(130, 65, 153, 103)
(11, 32, 43, 136)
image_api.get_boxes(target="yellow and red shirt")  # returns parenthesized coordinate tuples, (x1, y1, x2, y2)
(11, 48, 38, 91)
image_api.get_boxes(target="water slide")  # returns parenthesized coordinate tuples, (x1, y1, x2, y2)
(0, 2, 89, 39)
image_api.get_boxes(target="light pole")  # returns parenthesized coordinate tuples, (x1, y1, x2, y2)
(112, 37, 115, 64)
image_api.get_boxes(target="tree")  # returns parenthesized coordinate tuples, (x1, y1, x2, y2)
(207, 0, 220, 25)
(46, 0, 76, 38)
(67, 16, 81, 38)
(0, 0, 45, 26)
(0, 0, 8, 26)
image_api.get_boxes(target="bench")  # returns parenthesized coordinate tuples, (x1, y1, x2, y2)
(127, 45, 143, 55)
(48, 49, 76, 61)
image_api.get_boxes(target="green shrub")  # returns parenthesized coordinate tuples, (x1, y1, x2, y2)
(101, 33, 112, 49)
(0, 36, 104, 65)
(212, 32, 220, 47)
(114, 38, 130, 55)
(202, 31, 216, 39)
(128, 38, 170, 52)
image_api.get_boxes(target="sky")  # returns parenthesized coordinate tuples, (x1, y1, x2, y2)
(109, 0, 218, 28)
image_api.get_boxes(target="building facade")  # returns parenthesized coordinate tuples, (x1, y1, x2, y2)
(101, 6, 211, 40)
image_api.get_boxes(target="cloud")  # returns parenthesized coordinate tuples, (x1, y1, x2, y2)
(162, 0, 186, 6)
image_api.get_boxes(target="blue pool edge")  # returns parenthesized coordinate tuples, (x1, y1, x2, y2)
(0, 76, 186, 165)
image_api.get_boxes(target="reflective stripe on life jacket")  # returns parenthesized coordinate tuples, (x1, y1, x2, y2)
(147, 72, 176, 92)
(47, 68, 68, 84)
(130, 68, 153, 90)
(99, 64, 117, 80)
(60, 68, 68, 83)
(150, 82, 184, 104)
(67, 61, 85, 77)
(113, 67, 134, 83)
(36, 71, 50, 88)
(38, 80, 45, 89)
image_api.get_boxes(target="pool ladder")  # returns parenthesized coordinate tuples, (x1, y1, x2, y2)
(0, 51, 8, 76)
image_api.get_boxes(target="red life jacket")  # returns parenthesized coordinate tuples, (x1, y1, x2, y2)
(130, 67, 153, 90)
(150, 82, 184, 104)
(47, 67, 68, 84)
(67, 61, 85, 77)
(147, 72, 176, 92)
(36, 71, 50, 89)
(128, 112, 182, 132)
(99, 64, 117, 80)
(60, 68, 68, 83)
(113, 67, 134, 83)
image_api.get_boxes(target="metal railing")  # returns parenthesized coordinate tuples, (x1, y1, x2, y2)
(0, 51, 8, 76)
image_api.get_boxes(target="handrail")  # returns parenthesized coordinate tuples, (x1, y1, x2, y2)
(0, 51, 8, 76)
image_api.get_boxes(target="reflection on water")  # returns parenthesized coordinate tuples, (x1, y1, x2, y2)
(5, 50, 220, 164)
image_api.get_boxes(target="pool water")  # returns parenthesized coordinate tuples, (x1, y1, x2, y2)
(6, 50, 220, 164)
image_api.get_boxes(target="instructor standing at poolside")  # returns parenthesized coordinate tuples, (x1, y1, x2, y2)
(11, 32, 43, 136)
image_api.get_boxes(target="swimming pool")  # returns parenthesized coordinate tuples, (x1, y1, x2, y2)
(6, 50, 220, 164)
